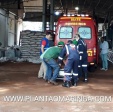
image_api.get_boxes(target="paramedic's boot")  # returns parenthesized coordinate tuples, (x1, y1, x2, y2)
(83, 73, 88, 83)
(74, 82, 77, 86)
(62, 81, 71, 88)
(71, 78, 74, 86)
(74, 79, 78, 86)
(77, 77, 79, 82)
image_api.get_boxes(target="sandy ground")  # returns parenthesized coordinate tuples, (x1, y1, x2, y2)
(0, 62, 113, 112)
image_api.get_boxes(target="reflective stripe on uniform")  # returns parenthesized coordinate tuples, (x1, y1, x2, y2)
(80, 56, 82, 60)
(78, 65, 81, 67)
(79, 51, 83, 54)
(77, 46, 79, 52)
(81, 40, 86, 46)
(64, 73, 72, 75)
(82, 65, 87, 67)
(65, 45, 69, 55)
(58, 56, 63, 60)
(73, 73, 78, 76)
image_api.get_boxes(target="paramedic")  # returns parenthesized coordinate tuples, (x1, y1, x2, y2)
(74, 34, 88, 82)
(58, 40, 79, 88)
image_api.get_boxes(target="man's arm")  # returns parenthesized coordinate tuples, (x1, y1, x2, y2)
(106, 41, 109, 49)
(78, 43, 84, 60)
(41, 40, 46, 53)
(41, 45, 45, 53)
(58, 46, 66, 66)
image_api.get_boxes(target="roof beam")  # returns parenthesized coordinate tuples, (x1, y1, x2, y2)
(95, 0, 101, 9)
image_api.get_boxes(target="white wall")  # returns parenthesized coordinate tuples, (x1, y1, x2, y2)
(17, 18, 23, 45)
(22, 21, 42, 31)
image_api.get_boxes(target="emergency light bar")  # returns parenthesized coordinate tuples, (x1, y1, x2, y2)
(63, 14, 89, 17)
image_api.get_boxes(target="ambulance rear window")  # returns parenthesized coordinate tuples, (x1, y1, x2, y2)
(78, 27, 91, 39)
(59, 27, 72, 39)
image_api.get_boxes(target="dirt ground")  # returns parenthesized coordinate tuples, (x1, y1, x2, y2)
(0, 62, 113, 112)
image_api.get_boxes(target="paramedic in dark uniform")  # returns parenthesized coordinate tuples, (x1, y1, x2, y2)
(74, 34, 88, 82)
(58, 40, 79, 88)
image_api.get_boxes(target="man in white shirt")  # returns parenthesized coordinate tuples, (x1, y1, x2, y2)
(100, 37, 109, 71)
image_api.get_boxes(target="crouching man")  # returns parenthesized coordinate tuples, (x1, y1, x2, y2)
(42, 41, 65, 85)
(58, 40, 79, 88)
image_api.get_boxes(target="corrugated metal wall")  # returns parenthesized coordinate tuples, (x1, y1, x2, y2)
(0, 9, 16, 47)
(0, 9, 8, 47)
(8, 14, 16, 46)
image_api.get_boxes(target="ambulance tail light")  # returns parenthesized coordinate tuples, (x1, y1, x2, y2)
(93, 47, 96, 55)
(85, 14, 89, 17)
(77, 14, 80, 16)
(63, 14, 66, 16)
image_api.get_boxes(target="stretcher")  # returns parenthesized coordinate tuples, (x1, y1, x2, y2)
(57, 69, 73, 80)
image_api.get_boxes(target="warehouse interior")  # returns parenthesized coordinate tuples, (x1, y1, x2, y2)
(0, 0, 113, 112)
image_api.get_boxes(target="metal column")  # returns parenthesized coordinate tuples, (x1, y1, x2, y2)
(42, 0, 47, 32)
(50, 0, 54, 31)
(14, 16, 17, 45)
(5, 12, 8, 47)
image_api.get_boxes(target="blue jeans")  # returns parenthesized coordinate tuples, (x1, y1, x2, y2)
(43, 58, 60, 81)
(101, 53, 108, 69)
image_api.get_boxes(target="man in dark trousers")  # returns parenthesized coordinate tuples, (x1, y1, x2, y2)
(58, 40, 79, 88)
(74, 34, 88, 82)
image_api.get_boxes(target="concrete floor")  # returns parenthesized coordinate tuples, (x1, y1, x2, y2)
(0, 62, 113, 112)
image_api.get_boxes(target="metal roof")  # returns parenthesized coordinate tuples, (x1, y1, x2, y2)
(54, 0, 113, 18)
(0, 0, 113, 21)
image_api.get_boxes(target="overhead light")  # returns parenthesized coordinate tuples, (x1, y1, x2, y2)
(75, 7, 79, 10)
(55, 11, 60, 15)
(72, 14, 75, 16)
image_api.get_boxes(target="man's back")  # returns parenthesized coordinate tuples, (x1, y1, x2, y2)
(77, 38, 87, 58)
(43, 46, 61, 59)
(40, 37, 49, 55)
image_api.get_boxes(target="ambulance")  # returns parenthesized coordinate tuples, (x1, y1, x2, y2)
(55, 15, 99, 73)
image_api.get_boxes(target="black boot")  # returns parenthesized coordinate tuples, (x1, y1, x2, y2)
(62, 81, 71, 88)
(74, 82, 77, 86)
(73, 79, 78, 86)
(72, 76, 78, 86)
(83, 79, 88, 83)
(72, 76, 79, 86)
(83, 73, 88, 83)
(71, 78, 74, 86)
